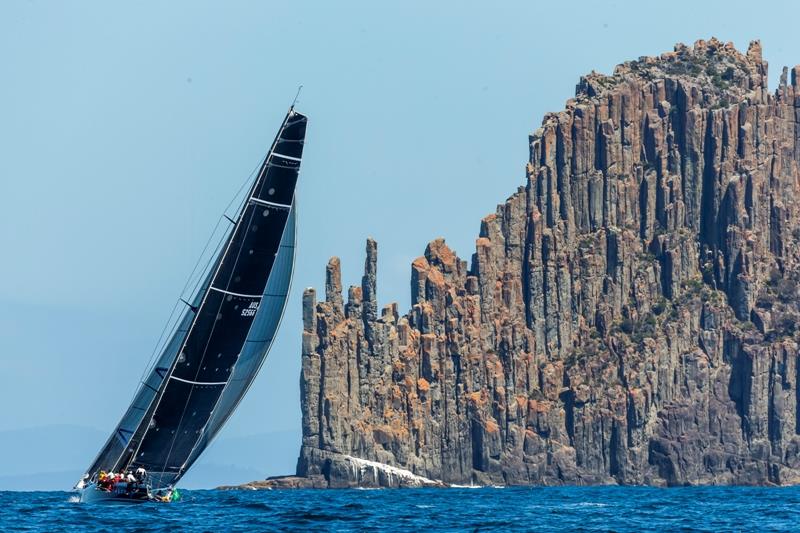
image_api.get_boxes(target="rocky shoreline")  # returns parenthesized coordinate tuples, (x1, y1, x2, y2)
(219, 454, 446, 490)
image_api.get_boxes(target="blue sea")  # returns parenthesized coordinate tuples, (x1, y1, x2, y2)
(2, 486, 800, 532)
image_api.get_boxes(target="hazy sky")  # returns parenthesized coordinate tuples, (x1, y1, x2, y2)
(1, 0, 798, 487)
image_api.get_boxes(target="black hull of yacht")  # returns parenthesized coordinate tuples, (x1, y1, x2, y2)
(77, 482, 152, 504)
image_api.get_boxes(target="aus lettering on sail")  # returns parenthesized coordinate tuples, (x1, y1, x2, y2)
(241, 301, 259, 317)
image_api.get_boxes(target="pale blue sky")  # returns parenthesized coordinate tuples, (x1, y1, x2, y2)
(1, 0, 797, 488)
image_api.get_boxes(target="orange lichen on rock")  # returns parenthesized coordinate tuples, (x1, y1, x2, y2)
(417, 378, 430, 392)
(426, 268, 445, 286)
(467, 390, 485, 405)
(484, 418, 500, 433)
(412, 256, 429, 271)
(528, 400, 550, 414)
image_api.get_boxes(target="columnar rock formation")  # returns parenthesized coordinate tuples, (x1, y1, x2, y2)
(297, 39, 800, 487)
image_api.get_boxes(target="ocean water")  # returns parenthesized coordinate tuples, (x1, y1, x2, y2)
(2, 486, 800, 532)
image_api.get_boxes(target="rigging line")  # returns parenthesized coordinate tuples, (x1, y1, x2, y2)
(179, 217, 225, 298)
(137, 111, 297, 480)
(223, 158, 266, 219)
(183, 224, 228, 307)
(136, 299, 182, 385)
(291, 85, 303, 108)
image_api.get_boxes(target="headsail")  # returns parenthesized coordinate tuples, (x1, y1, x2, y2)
(79, 108, 307, 489)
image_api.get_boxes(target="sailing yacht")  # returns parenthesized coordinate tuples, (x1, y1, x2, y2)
(75, 106, 307, 503)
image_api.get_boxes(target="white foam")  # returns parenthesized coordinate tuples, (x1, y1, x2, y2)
(343, 455, 442, 487)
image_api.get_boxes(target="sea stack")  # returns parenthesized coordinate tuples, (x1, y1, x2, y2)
(296, 38, 800, 487)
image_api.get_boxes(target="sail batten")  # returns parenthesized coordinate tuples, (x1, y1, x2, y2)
(79, 108, 307, 490)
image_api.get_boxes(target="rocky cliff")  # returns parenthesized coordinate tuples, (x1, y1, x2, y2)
(296, 39, 800, 487)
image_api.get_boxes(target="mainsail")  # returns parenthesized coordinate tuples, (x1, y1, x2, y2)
(79, 107, 307, 490)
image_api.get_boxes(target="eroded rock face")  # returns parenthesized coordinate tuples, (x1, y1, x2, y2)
(297, 39, 800, 487)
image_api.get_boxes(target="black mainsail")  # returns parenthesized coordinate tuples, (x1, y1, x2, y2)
(79, 107, 307, 490)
